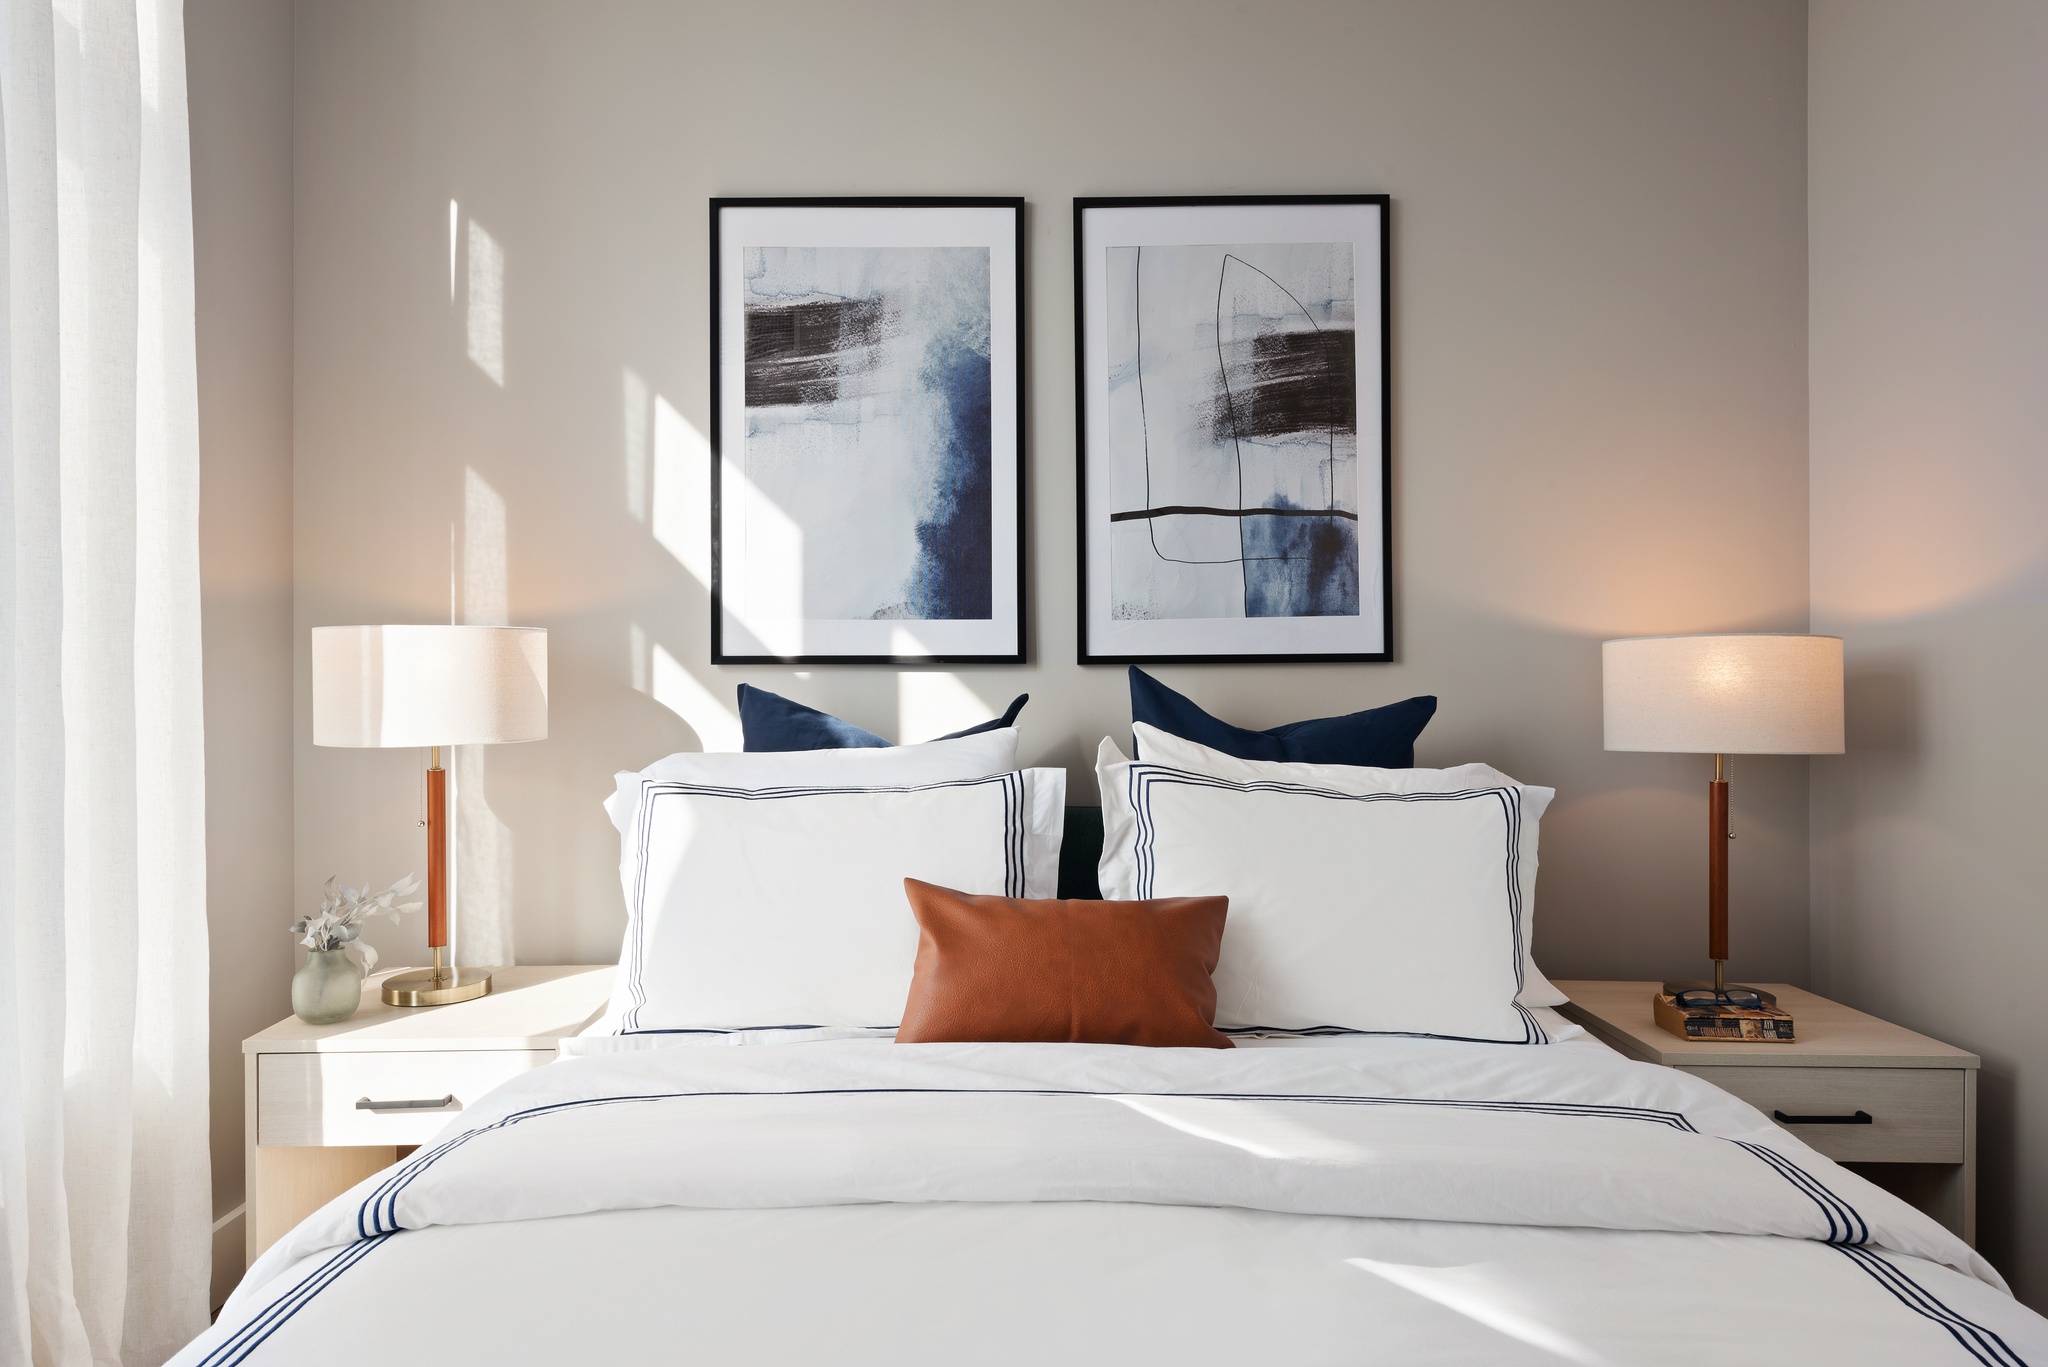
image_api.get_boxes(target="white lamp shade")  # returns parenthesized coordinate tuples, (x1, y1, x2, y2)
(312, 625, 548, 748)
(1603, 634, 1843, 755)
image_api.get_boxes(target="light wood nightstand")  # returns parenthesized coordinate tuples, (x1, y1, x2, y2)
(241, 964, 613, 1267)
(1555, 980, 1979, 1244)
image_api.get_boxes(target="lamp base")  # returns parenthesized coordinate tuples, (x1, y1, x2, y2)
(1661, 979, 1777, 1008)
(382, 965, 493, 1007)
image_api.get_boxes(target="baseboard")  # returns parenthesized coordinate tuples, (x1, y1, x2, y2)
(210, 1204, 246, 1318)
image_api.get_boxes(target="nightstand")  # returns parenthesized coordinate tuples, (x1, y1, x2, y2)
(241, 964, 613, 1266)
(1555, 980, 1979, 1244)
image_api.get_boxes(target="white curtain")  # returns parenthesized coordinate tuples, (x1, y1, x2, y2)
(0, 0, 211, 1364)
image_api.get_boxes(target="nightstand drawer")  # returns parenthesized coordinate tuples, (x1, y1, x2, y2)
(257, 1049, 554, 1146)
(1683, 1065, 1965, 1163)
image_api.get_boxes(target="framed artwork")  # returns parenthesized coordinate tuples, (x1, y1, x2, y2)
(711, 197, 1025, 664)
(1074, 195, 1390, 663)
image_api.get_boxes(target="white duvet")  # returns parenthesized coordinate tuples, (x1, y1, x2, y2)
(181, 1034, 2045, 1366)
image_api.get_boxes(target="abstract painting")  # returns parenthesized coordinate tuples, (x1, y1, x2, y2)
(713, 200, 1023, 663)
(1076, 197, 1389, 663)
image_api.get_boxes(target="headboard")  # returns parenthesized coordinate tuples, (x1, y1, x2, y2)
(1057, 806, 1104, 901)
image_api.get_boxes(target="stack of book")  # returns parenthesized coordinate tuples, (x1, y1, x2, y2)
(1653, 992, 1796, 1042)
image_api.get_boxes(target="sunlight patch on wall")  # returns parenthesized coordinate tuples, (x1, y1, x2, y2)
(453, 466, 514, 964)
(646, 638, 742, 752)
(463, 467, 508, 625)
(898, 672, 990, 743)
(650, 394, 711, 583)
(629, 623, 650, 694)
(451, 747, 514, 968)
(466, 219, 505, 385)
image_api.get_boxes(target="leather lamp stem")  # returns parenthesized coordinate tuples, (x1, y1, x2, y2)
(1708, 754, 1729, 988)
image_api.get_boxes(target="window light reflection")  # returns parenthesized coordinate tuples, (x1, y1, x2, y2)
(1346, 1258, 1613, 1365)
(1109, 1095, 1378, 1164)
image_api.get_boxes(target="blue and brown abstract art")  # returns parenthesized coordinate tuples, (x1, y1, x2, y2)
(1105, 241, 1360, 622)
(740, 245, 993, 622)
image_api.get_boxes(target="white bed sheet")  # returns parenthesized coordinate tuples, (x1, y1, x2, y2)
(179, 1032, 2046, 1367)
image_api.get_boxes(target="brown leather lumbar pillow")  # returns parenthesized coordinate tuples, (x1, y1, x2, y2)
(897, 878, 1232, 1049)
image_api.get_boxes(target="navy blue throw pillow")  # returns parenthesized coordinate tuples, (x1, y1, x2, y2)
(1128, 667, 1435, 768)
(738, 684, 1028, 752)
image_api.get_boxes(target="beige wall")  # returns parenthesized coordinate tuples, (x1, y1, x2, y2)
(189, 0, 295, 1290)
(1809, 0, 2048, 1302)
(285, 0, 1811, 985)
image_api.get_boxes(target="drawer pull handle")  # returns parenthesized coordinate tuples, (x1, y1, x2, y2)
(355, 1095, 456, 1112)
(1772, 1109, 1873, 1125)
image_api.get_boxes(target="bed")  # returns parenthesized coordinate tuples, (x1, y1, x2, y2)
(179, 728, 2048, 1365)
(178, 1017, 2043, 1366)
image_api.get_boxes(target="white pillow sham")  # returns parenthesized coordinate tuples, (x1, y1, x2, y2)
(601, 727, 1020, 840)
(598, 766, 1064, 1035)
(1097, 738, 1543, 1042)
(1129, 723, 1567, 1009)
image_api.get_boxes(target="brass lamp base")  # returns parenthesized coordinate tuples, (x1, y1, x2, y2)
(382, 965, 493, 1007)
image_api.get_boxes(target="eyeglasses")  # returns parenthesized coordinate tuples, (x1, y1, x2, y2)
(1672, 988, 1767, 1010)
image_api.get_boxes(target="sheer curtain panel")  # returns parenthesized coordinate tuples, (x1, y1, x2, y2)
(0, 1, 211, 1364)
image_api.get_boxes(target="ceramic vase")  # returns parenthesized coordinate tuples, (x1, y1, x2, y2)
(292, 948, 363, 1025)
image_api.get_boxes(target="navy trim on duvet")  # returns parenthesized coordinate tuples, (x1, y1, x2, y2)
(1125, 766, 1541, 1044)
(621, 772, 1028, 1032)
(611, 1023, 1557, 1044)
(205, 1112, 1983, 1367)
(1736, 1140, 1869, 1245)
(1220, 1013, 1550, 1046)
(352, 1084, 1717, 1240)
(1836, 1246, 2029, 1366)
(197, 1234, 393, 1367)
(209, 1085, 1898, 1365)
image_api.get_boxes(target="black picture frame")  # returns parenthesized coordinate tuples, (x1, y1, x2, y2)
(710, 197, 1028, 665)
(1073, 195, 1393, 664)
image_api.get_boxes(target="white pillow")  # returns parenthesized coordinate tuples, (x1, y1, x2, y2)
(603, 729, 1024, 915)
(1127, 724, 1567, 1009)
(1097, 738, 1542, 1042)
(602, 727, 1020, 840)
(599, 767, 1064, 1034)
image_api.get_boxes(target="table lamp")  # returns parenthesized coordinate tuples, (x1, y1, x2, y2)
(312, 624, 548, 1006)
(1603, 634, 1842, 1002)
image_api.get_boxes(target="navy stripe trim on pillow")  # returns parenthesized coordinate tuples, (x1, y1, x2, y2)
(621, 772, 1029, 1032)
(1125, 764, 1538, 1044)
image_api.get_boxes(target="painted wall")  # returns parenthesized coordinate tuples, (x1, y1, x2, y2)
(189, 0, 295, 1295)
(1808, 0, 2048, 1302)
(287, 0, 1812, 988)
